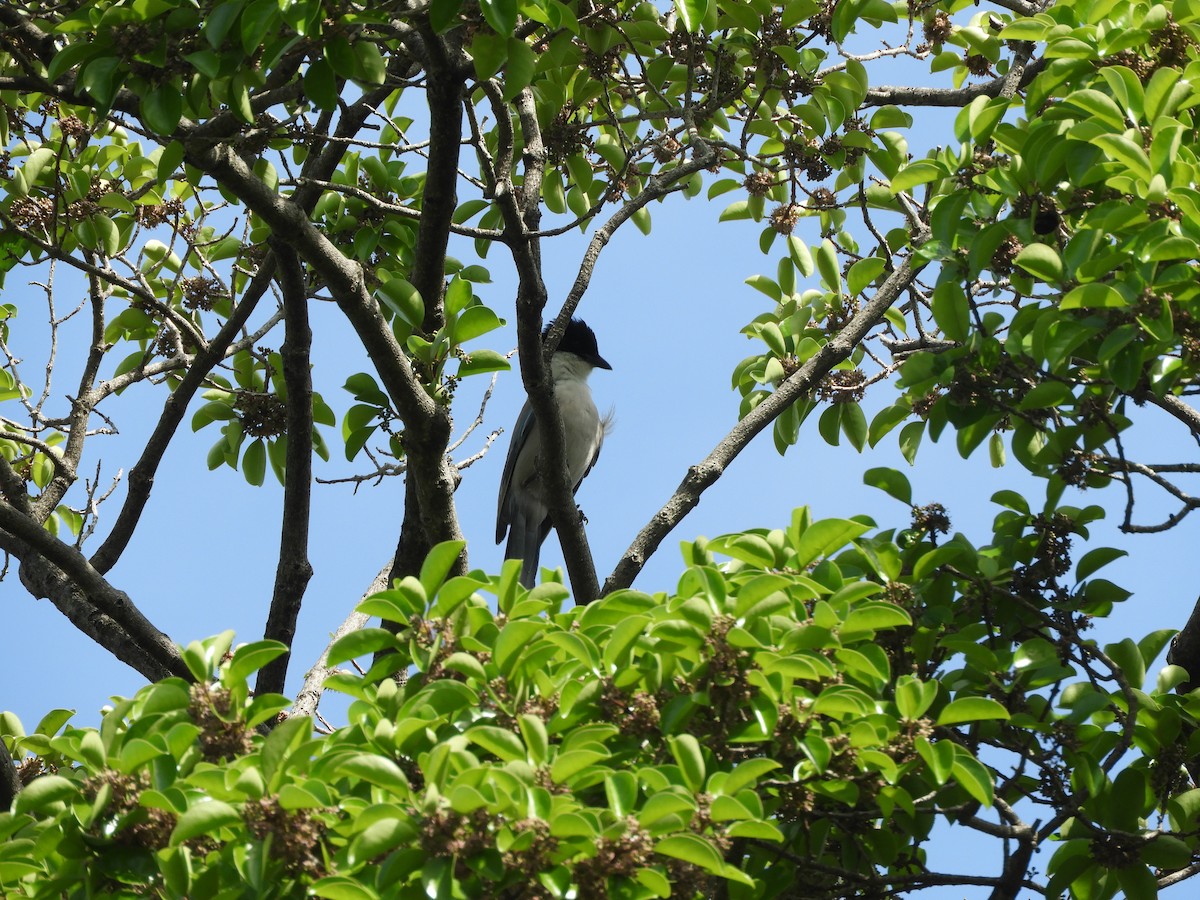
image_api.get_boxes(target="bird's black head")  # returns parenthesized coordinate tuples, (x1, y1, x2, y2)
(546, 318, 612, 370)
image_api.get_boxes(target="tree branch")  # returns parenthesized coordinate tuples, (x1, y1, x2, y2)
(408, 36, 464, 336)
(1167, 594, 1200, 693)
(89, 258, 274, 574)
(0, 507, 187, 680)
(0, 732, 19, 813)
(382, 29, 470, 586)
(1138, 389, 1200, 437)
(179, 139, 465, 566)
(291, 564, 390, 718)
(864, 58, 1045, 107)
(32, 265, 110, 520)
(255, 243, 315, 699)
(603, 232, 929, 593)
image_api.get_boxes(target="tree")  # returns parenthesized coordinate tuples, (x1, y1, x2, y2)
(3, 0, 1200, 896)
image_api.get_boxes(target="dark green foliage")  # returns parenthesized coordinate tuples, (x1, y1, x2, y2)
(5, 506, 1193, 898)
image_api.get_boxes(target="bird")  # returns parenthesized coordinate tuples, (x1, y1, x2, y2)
(496, 318, 612, 588)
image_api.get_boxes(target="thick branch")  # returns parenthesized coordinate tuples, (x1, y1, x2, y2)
(988, 823, 1036, 900)
(408, 45, 464, 335)
(0, 5, 56, 59)
(603, 238, 928, 593)
(0, 732, 19, 813)
(180, 140, 464, 560)
(486, 83, 604, 600)
(864, 58, 1045, 107)
(382, 33, 469, 587)
(255, 244, 315, 699)
(1167, 595, 1200, 693)
(0, 509, 187, 680)
(1139, 389, 1200, 436)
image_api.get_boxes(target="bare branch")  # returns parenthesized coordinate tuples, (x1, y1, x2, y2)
(255, 243, 315, 699)
(89, 259, 275, 574)
(1138, 389, 1200, 437)
(864, 58, 1046, 107)
(604, 227, 930, 594)
(0, 503, 186, 680)
(290, 565, 389, 718)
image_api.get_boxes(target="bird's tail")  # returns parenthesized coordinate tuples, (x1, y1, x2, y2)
(504, 506, 546, 589)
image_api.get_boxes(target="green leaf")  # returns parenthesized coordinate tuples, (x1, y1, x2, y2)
(224, 640, 288, 684)
(141, 83, 183, 135)
(551, 749, 609, 783)
(931, 281, 969, 342)
(1076, 547, 1127, 581)
(242, 438, 266, 486)
(304, 58, 339, 112)
(890, 160, 944, 194)
(916, 737, 954, 783)
(480, 0, 518, 34)
(311, 876, 381, 900)
(1014, 244, 1063, 283)
(353, 40, 386, 85)
(936, 697, 1010, 726)
(171, 800, 241, 845)
(1060, 282, 1128, 309)
(335, 754, 410, 795)
(349, 816, 417, 867)
(895, 677, 937, 719)
(419, 540, 466, 595)
(503, 37, 535, 101)
(240, 0, 278, 54)
(326, 628, 400, 667)
(376, 276, 424, 327)
(794, 518, 870, 568)
(13, 775, 78, 814)
(457, 348, 511, 376)
(788, 236, 814, 277)
(430, 0, 464, 32)
(950, 746, 995, 806)
(48, 41, 97, 82)
(673, 0, 709, 32)
(668, 734, 705, 792)
(1093, 133, 1152, 181)
(654, 834, 755, 886)
(1115, 863, 1158, 900)
(1104, 637, 1146, 686)
(156, 140, 186, 183)
(453, 306, 502, 343)
(79, 56, 121, 107)
(466, 726, 526, 761)
(847, 257, 885, 295)
(816, 239, 841, 292)
(898, 420, 924, 463)
(841, 402, 867, 451)
(841, 601, 911, 634)
(91, 214, 121, 257)
(863, 467, 912, 504)
(324, 33, 358, 78)
(518, 715, 549, 766)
